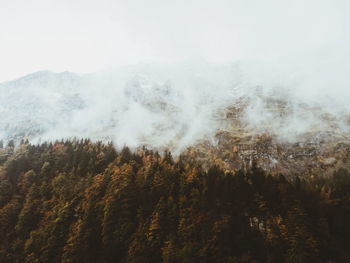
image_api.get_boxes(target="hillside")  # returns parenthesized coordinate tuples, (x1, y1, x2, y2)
(0, 140, 349, 262)
(2, 69, 350, 175)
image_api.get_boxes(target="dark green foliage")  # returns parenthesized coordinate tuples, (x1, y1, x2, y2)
(0, 140, 349, 262)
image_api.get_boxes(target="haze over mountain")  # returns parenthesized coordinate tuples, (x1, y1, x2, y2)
(1, 0, 349, 151)
(1, 61, 349, 153)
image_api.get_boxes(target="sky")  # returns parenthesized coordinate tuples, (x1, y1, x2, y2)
(0, 0, 349, 82)
(0, 0, 350, 149)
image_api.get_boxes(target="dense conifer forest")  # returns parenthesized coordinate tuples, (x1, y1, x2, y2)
(0, 140, 349, 262)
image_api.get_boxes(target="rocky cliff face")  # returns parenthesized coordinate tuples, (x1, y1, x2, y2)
(185, 100, 350, 177)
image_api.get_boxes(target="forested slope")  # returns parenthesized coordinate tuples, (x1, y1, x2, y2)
(0, 140, 349, 262)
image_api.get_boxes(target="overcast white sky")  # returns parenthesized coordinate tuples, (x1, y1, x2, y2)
(0, 0, 349, 82)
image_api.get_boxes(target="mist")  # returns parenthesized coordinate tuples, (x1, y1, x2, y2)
(0, 0, 350, 151)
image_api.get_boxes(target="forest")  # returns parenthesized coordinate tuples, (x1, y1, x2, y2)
(0, 139, 349, 263)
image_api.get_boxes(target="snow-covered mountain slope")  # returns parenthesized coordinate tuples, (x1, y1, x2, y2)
(0, 71, 86, 141)
(0, 65, 233, 149)
(0, 63, 349, 154)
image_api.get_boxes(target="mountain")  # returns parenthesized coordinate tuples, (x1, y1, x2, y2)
(2, 65, 349, 146)
(1, 66, 350, 262)
(1, 66, 350, 177)
(0, 65, 234, 148)
(0, 71, 85, 141)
